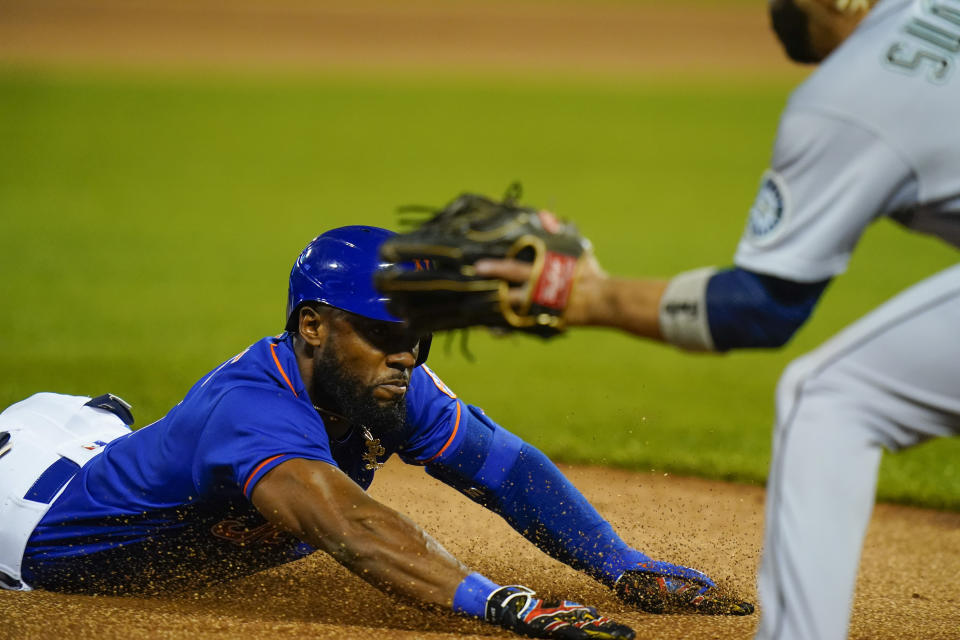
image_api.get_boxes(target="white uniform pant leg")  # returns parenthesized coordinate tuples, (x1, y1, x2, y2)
(0, 393, 131, 590)
(755, 264, 960, 640)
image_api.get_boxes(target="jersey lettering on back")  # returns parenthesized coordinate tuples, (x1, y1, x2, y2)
(734, 0, 960, 282)
(883, 0, 960, 83)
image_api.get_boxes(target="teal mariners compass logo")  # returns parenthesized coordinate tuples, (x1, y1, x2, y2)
(747, 170, 789, 243)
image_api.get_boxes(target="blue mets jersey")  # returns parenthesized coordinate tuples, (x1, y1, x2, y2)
(21, 334, 465, 593)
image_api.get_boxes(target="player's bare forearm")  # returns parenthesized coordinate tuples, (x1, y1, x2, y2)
(252, 458, 468, 607)
(320, 502, 468, 603)
(575, 276, 668, 340)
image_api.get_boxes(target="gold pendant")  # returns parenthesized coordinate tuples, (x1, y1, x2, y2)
(361, 427, 385, 471)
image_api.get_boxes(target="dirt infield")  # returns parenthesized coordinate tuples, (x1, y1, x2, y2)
(0, 0, 797, 76)
(2, 460, 958, 639)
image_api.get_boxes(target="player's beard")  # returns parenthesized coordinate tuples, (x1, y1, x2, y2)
(769, 0, 820, 64)
(311, 343, 407, 438)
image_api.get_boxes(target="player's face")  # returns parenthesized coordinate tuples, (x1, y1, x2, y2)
(769, 0, 871, 63)
(310, 309, 421, 436)
(332, 311, 421, 404)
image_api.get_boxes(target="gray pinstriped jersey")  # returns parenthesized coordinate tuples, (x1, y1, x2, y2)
(735, 0, 960, 282)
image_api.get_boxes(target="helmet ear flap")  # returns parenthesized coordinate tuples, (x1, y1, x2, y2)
(415, 333, 432, 367)
(285, 301, 321, 334)
(285, 301, 302, 333)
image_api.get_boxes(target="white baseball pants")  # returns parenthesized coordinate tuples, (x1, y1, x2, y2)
(0, 393, 130, 590)
(755, 263, 960, 640)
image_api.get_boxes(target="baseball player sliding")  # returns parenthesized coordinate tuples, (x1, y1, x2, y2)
(0, 226, 752, 639)
(376, 1, 960, 638)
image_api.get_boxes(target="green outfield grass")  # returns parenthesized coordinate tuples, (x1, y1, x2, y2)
(1, 67, 957, 509)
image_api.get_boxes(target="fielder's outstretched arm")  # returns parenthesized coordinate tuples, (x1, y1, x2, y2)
(476, 259, 828, 351)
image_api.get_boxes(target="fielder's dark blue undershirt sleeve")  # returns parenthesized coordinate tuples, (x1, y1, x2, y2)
(427, 406, 649, 586)
(706, 267, 830, 351)
(453, 572, 501, 618)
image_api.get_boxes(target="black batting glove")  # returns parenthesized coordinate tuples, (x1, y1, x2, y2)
(614, 561, 754, 616)
(485, 585, 635, 640)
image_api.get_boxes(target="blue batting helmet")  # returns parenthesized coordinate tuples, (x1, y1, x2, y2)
(286, 225, 431, 365)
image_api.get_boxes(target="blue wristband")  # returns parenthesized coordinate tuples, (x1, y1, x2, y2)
(452, 572, 501, 619)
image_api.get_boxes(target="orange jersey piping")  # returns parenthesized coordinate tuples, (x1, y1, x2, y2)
(422, 401, 461, 464)
(244, 454, 285, 496)
(270, 342, 298, 397)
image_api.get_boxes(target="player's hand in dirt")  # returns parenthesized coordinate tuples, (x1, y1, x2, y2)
(486, 585, 635, 639)
(614, 561, 754, 616)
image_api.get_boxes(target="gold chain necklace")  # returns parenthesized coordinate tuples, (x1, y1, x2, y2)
(313, 404, 385, 471)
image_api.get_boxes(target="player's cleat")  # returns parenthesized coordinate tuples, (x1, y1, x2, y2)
(614, 562, 754, 616)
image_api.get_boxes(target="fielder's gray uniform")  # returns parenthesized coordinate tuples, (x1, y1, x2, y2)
(735, 1, 960, 638)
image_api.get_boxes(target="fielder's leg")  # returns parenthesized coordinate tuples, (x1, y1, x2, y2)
(755, 264, 960, 640)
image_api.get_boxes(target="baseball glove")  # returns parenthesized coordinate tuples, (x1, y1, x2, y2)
(376, 184, 589, 338)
